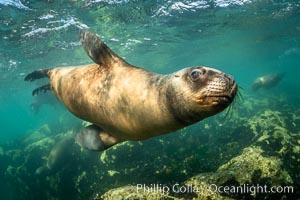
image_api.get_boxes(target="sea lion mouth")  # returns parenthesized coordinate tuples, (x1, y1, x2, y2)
(212, 82, 238, 105)
(209, 95, 232, 105)
(196, 95, 232, 106)
(197, 82, 238, 106)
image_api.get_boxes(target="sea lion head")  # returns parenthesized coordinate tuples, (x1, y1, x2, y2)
(252, 77, 265, 90)
(166, 66, 237, 124)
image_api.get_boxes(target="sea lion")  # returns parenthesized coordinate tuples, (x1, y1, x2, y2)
(30, 92, 58, 113)
(25, 30, 237, 151)
(252, 73, 285, 91)
(35, 135, 79, 175)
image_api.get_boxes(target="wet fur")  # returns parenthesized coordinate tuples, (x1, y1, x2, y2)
(25, 30, 237, 150)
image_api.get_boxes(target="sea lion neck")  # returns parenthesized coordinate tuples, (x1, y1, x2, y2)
(164, 81, 205, 126)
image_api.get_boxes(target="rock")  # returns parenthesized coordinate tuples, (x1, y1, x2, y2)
(101, 185, 178, 200)
(185, 147, 292, 199)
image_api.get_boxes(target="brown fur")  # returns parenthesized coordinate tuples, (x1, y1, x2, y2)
(26, 30, 237, 148)
(49, 64, 236, 142)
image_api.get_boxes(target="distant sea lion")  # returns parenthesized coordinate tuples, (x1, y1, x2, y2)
(252, 73, 285, 91)
(35, 135, 78, 175)
(25, 30, 237, 151)
(30, 92, 58, 113)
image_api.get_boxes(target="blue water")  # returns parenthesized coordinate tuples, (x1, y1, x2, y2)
(1, 0, 299, 141)
(0, 0, 300, 199)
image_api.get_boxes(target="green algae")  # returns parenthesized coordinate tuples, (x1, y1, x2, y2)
(101, 185, 179, 200)
(185, 147, 292, 199)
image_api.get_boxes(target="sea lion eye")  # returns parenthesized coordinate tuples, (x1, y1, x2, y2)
(190, 69, 202, 81)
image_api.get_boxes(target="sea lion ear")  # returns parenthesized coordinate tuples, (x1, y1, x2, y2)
(80, 30, 127, 67)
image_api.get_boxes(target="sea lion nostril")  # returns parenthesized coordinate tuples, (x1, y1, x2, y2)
(223, 74, 235, 85)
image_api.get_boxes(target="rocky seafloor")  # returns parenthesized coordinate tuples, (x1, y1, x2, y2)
(0, 94, 299, 200)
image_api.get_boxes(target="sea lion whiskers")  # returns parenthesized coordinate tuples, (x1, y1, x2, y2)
(223, 87, 242, 119)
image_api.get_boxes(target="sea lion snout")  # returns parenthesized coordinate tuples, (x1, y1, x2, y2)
(223, 73, 235, 85)
(220, 73, 237, 98)
(208, 73, 237, 105)
(189, 67, 237, 108)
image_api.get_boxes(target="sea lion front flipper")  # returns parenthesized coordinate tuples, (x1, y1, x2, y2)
(24, 69, 50, 82)
(80, 30, 128, 67)
(75, 124, 119, 151)
(32, 84, 51, 96)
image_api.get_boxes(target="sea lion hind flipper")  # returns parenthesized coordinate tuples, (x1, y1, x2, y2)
(24, 69, 50, 82)
(32, 84, 51, 96)
(75, 124, 119, 151)
(80, 30, 127, 67)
